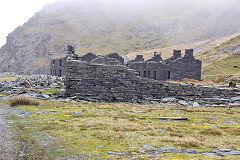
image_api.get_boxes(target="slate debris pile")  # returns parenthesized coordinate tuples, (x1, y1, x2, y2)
(0, 75, 65, 100)
(16, 75, 64, 88)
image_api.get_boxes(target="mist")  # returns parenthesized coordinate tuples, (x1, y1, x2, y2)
(53, 0, 240, 11)
(44, 0, 240, 25)
(0, 0, 240, 74)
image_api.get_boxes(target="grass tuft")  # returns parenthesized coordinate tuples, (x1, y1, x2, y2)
(200, 128, 223, 136)
(176, 138, 202, 147)
(9, 95, 39, 107)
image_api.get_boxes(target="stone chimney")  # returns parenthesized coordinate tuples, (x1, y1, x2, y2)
(153, 52, 162, 61)
(135, 55, 144, 62)
(184, 49, 194, 58)
(66, 45, 78, 60)
(173, 50, 181, 58)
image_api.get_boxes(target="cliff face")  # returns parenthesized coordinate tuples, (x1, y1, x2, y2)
(0, 27, 53, 74)
(0, 0, 240, 74)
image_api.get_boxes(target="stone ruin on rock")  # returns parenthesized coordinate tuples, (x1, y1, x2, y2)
(50, 46, 201, 81)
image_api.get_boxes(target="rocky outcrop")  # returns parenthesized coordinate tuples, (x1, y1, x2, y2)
(0, 29, 54, 74)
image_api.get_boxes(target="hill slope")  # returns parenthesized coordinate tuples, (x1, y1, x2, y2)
(126, 33, 240, 60)
(197, 34, 240, 82)
(0, 0, 240, 74)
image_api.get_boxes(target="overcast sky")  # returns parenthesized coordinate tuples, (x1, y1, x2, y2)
(0, 0, 56, 48)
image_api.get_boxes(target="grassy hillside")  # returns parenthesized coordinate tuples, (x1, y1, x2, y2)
(126, 33, 239, 60)
(197, 35, 240, 82)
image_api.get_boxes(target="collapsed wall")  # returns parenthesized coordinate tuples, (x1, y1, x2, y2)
(65, 60, 240, 106)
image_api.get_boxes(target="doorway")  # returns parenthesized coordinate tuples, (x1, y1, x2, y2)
(168, 71, 171, 80)
(154, 71, 157, 80)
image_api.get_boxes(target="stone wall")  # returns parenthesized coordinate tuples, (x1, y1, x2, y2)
(51, 46, 201, 81)
(128, 49, 202, 81)
(50, 45, 78, 77)
(65, 60, 239, 105)
(50, 58, 65, 77)
(50, 51, 125, 77)
(169, 51, 201, 80)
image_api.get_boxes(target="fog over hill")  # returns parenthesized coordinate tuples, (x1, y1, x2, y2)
(0, 0, 240, 74)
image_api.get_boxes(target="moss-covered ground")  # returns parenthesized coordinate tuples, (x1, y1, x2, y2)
(7, 100, 240, 159)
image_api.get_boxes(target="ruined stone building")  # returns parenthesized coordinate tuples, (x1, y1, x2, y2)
(48, 46, 240, 105)
(50, 46, 201, 81)
(50, 57, 65, 77)
(127, 49, 202, 81)
(50, 45, 78, 77)
(50, 46, 125, 77)
(63, 52, 240, 105)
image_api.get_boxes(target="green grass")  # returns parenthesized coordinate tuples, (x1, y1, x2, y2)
(202, 57, 240, 81)
(0, 75, 18, 81)
(12, 100, 240, 159)
(37, 87, 64, 94)
(0, 99, 11, 105)
(6, 115, 54, 160)
(197, 35, 240, 82)
(215, 35, 240, 50)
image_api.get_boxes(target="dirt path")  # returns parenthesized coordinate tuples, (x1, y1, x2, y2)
(0, 103, 18, 160)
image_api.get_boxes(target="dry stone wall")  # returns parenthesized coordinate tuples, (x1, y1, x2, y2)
(65, 60, 240, 105)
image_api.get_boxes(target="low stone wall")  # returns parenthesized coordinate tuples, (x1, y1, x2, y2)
(65, 60, 240, 106)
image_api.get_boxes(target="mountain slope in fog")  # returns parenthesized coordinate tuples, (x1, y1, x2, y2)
(0, 0, 240, 74)
(197, 34, 240, 81)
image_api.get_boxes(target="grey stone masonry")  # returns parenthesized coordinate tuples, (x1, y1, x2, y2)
(50, 45, 78, 77)
(128, 49, 202, 81)
(50, 58, 65, 77)
(90, 56, 122, 65)
(106, 53, 124, 65)
(50, 47, 125, 77)
(65, 60, 239, 104)
(79, 53, 98, 62)
(146, 52, 162, 62)
(165, 50, 182, 64)
(51, 47, 201, 81)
